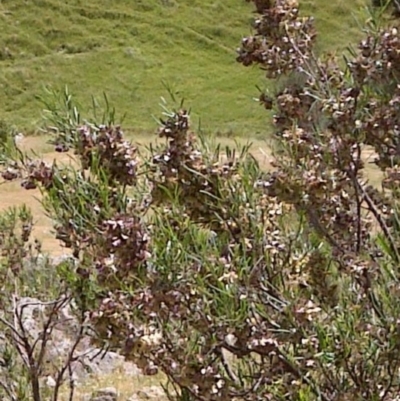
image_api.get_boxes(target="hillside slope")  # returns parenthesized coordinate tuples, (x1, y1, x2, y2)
(0, 0, 368, 134)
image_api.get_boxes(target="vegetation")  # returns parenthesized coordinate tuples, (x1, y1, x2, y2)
(0, 0, 367, 134)
(3, 0, 400, 400)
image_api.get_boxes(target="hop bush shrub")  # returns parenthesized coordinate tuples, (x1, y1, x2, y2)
(5, 0, 400, 400)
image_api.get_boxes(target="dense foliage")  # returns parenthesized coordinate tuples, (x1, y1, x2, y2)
(3, 0, 400, 400)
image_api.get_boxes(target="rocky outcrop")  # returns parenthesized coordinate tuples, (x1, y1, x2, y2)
(89, 386, 165, 401)
(1, 296, 141, 385)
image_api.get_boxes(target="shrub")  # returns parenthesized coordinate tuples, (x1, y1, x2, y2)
(0, 206, 92, 401)
(5, 0, 400, 400)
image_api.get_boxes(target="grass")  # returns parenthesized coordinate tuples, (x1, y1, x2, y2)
(0, 0, 369, 135)
(59, 371, 167, 401)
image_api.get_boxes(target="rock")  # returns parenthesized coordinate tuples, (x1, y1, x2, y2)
(129, 386, 164, 400)
(127, 396, 141, 401)
(51, 254, 77, 267)
(135, 391, 150, 400)
(1, 296, 142, 384)
(14, 133, 24, 144)
(90, 387, 118, 401)
(78, 346, 141, 377)
(45, 375, 56, 388)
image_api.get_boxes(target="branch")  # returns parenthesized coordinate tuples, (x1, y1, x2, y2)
(358, 180, 400, 264)
(0, 378, 17, 401)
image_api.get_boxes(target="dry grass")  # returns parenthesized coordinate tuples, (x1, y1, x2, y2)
(59, 371, 167, 401)
(363, 145, 384, 188)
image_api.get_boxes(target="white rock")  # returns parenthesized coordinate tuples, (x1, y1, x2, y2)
(90, 387, 118, 401)
(14, 133, 24, 144)
(46, 375, 56, 387)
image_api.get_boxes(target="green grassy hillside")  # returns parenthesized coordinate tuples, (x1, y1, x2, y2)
(0, 0, 368, 135)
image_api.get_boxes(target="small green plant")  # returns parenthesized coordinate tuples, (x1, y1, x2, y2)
(371, 0, 400, 18)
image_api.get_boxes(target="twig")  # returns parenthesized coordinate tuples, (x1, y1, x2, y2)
(219, 347, 239, 384)
(358, 180, 400, 264)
